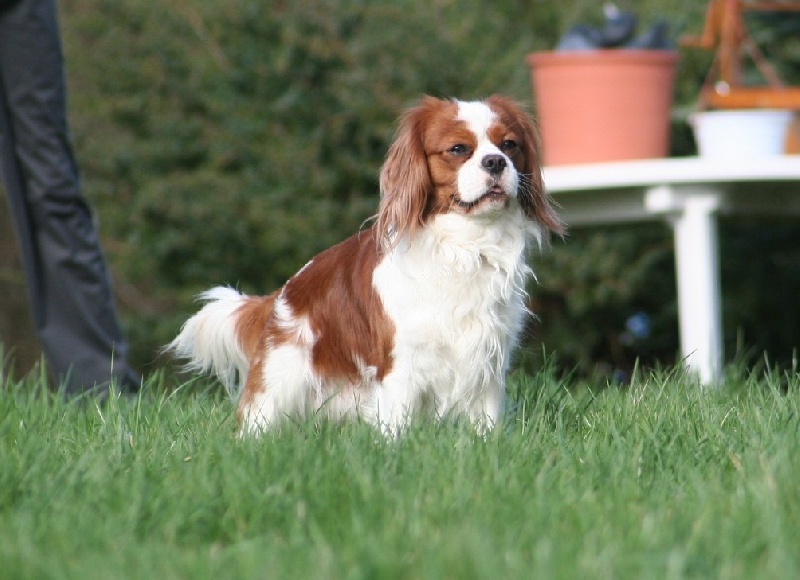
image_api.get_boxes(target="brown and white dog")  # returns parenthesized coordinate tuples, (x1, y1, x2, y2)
(169, 95, 562, 436)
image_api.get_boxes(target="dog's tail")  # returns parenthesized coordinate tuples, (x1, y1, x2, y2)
(169, 286, 270, 399)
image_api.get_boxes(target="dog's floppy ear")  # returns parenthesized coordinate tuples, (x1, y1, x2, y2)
(376, 100, 434, 251)
(486, 95, 564, 238)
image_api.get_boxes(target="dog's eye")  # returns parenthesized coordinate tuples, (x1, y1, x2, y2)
(500, 140, 518, 153)
(448, 144, 471, 156)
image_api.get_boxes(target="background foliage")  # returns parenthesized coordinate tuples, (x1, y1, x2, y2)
(1, 0, 799, 379)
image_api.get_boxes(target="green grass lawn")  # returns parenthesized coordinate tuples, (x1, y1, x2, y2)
(1, 362, 798, 579)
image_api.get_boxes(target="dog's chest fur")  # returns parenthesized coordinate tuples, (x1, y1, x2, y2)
(373, 212, 537, 406)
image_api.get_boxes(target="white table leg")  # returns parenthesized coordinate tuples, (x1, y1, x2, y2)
(671, 194, 723, 384)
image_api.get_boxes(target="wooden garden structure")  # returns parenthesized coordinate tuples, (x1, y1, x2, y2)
(681, 0, 800, 109)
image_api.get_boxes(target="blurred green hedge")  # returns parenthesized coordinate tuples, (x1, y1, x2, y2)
(48, 0, 800, 378)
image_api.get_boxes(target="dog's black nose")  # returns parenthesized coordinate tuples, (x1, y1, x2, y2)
(481, 154, 506, 175)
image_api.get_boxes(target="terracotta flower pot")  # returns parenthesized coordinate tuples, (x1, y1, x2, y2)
(527, 50, 678, 166)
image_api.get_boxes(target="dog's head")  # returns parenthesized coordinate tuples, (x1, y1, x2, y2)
(376, 95, 563, 249)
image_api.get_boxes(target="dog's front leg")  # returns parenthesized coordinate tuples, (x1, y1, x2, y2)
(370, 376, 423, 437)
(467, 382, 505, 435)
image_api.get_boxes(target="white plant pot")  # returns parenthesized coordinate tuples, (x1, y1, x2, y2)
(691, 109, 792, 159)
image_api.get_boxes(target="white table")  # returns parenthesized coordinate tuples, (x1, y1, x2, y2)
(543, 156, 800, 384)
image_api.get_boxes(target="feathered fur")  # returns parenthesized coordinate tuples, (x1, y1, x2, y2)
(169, 95, 562, 436)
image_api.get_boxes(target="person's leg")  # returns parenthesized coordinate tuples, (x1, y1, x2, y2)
(0, 0, 139, 394)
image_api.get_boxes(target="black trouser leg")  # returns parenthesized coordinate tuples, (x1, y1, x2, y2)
(0, 0, 139, 393)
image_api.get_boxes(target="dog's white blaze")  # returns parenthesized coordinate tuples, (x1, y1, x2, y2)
(457, 100, 496, 137)
(455, 101, 519, 205)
